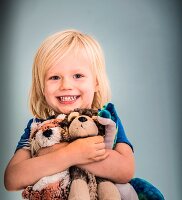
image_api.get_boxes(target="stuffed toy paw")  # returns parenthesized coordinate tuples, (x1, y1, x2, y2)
(129, 178, 165, 200)
(98, 102, 121, 149)
(97, 114, 116, 149)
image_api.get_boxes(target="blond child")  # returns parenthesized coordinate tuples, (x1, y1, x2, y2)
(4, 29, 138, 199)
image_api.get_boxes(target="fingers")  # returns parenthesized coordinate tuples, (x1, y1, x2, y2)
(90, 135, 104, 143)
(96, 149, 106, 157)
(91, 151, 109, 162)
(92, 145, 109, 162)
(86, 137, 107, 161)
(68, 136, 108, 165)
(95, 142, 105, 150)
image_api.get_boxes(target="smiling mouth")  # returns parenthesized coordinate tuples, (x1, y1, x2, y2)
(57, 95, 80, 103)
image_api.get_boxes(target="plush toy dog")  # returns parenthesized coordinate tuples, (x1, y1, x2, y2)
(62, 108, 121, 200)
(22, 107, 121, 200)
(22, 114, 71, 200)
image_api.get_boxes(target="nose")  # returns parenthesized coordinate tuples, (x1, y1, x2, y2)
(43, 129, 53, 138)
(78, 117, 88, 122)
(60, 78, 73, 90)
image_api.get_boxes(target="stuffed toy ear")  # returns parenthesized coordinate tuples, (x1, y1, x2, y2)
(30, 120, 40, 139)
(68, 112, 79, 122)
(30, 137, 41, 157)
(56, 114, 66, 120)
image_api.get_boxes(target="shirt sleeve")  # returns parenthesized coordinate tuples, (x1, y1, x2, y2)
(115, 117, 134, 151)
(15, 118, 35, 152)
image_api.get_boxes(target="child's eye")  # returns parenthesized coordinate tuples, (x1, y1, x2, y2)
(73, 74, 84, 79)
(49, 76, 60, 80)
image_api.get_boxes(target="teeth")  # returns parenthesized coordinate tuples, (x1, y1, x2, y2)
(59, 96, 77, 101)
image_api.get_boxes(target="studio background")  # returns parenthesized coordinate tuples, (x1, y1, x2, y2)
(1, 0, 181, 199)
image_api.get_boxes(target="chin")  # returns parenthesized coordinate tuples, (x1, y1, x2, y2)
(58, 105, 79, 114)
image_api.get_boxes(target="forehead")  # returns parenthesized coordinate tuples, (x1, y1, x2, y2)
(46, 48, 93, 74)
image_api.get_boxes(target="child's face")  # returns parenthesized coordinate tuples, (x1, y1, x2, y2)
(44, 49, 98, 114)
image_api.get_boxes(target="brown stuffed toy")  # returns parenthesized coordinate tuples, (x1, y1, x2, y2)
(22, 108, 121, 200)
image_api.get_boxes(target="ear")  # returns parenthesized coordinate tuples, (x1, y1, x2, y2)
(30, 121, 40, 139)
(68, 112, 79, 122)
(92, 115, 98, 122)
(56, 114, 66, 120)
(30, 138, 41, 157)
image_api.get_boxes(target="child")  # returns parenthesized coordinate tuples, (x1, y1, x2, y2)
(4, 29, 138, 199)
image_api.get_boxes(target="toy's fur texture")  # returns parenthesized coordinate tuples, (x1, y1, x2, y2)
(22, 114, 71, 200)
(22, 108, 120, 200)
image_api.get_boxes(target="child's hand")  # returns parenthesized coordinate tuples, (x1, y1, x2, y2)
(66, 136, 109, 165)
(36, 142, 69, 156)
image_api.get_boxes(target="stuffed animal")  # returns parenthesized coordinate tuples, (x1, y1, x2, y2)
(22, 107, 121, 200)
(22, 103, 165, 200)
(22, 114, 71, 200)
(62, 108, 121, 200)
(99, 103, 165, 200)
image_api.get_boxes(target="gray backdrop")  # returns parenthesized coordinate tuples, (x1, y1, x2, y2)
(1, 0, 181, 199)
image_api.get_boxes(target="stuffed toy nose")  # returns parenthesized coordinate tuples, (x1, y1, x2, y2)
(43, 129, 53, 138)
(78, 117, 88, 122)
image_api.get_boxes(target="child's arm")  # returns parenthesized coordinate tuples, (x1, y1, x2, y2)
(83, 102, 134, 183)
(4, 136, 107, 191)
(34, 138, 133, 184)
(77, 143, 135, 183)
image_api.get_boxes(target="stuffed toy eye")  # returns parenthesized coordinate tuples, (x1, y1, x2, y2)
(43, 129, 53, 138)
(78, 116, 88, 122)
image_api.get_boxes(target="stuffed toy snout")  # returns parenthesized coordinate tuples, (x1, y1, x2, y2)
(68, 115, 99, 138)
(36, 126, 62, 147)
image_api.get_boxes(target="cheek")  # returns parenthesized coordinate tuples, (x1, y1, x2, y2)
(85, 79, 97, 92)
(44, 87, 55, 103)
(44, 83, 56, 95)
(81, 85, 95, 96)
(84, 88, 95, 103)
(43, 87, 50, 98)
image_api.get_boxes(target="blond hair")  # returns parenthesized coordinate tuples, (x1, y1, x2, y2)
(29, 29, 111, 119)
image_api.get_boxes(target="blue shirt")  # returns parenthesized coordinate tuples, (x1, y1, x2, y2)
(15, 116, 133, 152)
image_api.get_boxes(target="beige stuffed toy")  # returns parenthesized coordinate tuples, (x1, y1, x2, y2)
(22, 108, 121, 200)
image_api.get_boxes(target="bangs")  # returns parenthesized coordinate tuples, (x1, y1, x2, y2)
(44, 32, 87, 69)
(43, 33, 98, 79)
